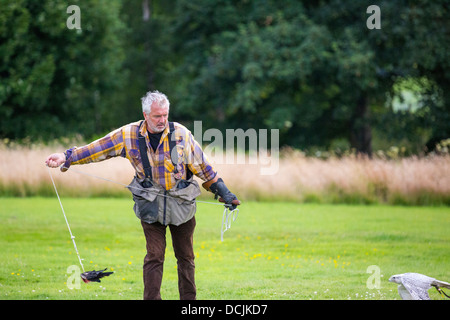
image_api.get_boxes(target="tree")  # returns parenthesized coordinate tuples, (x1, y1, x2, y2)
(118, 0, 180, 125)
(154, 0, 450, 154)
(0, 0, 127, 140)
(4, 0, 448, 154)
(388, 0, 450, 149)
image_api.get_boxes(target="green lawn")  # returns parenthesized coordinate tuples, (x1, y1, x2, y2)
(1, 197, 449, 300)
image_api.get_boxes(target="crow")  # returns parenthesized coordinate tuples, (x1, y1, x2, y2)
(81, 268, 114, 283)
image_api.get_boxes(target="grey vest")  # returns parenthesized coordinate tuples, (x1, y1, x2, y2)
(127, 122, 201, 226)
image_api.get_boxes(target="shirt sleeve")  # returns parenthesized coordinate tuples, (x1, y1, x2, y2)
(184, 130, 217, 182)
(63, 127, 125, 170)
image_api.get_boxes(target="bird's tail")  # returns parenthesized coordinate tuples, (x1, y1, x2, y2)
(432, 280, 450, 299)
(433, 279, 450, 289)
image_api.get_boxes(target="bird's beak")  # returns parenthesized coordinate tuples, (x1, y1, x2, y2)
(80, 274, 90, 283)
(388, 275, 400, 283)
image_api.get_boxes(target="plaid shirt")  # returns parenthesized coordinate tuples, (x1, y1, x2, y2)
(63, 120, 217, 190)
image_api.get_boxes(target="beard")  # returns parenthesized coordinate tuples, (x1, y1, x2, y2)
(148, 121, 167, 133)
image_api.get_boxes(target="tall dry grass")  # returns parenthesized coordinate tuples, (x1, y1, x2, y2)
(219, 150, 450, 205)
(0, 144, 135, 198)
(1, 144, 449, 205)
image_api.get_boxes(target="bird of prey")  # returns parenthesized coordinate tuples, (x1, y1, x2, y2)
(389, 272, 450, 300)
(80, 268, 114, 283)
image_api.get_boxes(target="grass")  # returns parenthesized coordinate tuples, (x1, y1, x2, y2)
(1, 197, 449, 300)
(1, 143, 449, 205)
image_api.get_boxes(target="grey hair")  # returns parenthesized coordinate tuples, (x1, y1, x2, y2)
(141, 90, 170, 114)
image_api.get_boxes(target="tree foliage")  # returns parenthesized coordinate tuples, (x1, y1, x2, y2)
(0, 0, 127, 140)
(160, 0, 449, 153)
(0, 0, 448, 155)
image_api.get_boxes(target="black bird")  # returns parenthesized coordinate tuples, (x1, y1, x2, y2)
(80, 268, 113, 283)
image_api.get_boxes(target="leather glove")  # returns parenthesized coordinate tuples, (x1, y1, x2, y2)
(209, 178, 240, 210)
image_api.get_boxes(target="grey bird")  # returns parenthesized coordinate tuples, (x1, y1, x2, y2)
(389, 272, 450, 300)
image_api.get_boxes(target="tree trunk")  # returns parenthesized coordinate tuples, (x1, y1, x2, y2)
(142, 0, 151, 21)
(142, 0, 154, 90)
(350, 94, 372, 156)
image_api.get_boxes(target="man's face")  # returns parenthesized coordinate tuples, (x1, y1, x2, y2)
(143, 102, 169, 134)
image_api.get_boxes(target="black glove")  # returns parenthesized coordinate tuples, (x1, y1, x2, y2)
(209, 178, 239, 210)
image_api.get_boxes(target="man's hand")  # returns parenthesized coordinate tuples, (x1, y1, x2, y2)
(45, 153, 66, 168)
(208, 178, 240, 210)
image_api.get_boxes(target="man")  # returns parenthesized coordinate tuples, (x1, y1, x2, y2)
(45, 90, 239, 300)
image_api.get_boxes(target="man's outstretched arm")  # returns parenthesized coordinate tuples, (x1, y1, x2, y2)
(44, 127, 125, 172)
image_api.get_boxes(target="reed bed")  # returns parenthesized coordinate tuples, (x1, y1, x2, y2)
(1, 144, 449, 205)
(220, 150, 450, 205)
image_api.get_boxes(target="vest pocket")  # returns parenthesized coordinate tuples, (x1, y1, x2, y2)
(132, 193, 159, 223)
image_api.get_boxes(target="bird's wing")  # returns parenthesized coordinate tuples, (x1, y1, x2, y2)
(402, 278, 430, 300)
(398, 284, 413, 300)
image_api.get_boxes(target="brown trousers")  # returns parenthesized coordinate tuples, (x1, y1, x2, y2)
(141, 217, 196, 300)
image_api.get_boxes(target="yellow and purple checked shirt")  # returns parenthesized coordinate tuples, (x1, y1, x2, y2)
(63, 120, 217, 190)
